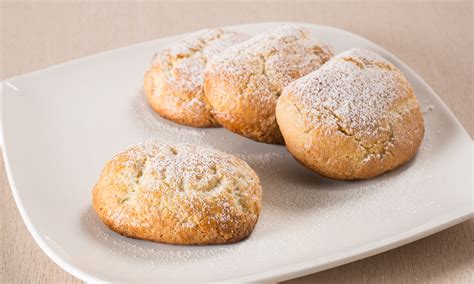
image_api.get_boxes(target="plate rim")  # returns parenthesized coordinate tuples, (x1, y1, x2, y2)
(1, 21, 472, 283)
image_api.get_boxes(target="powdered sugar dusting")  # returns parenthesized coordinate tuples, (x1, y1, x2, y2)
(83, 207, 237, 262)
(287, 48, 416, 138)
(149, 28, 249, 106)
(131, 91, 206, 143)
(101, 141, 261, 237)
(206, 24, 333, 100)
(281, 48, 425, 167)
(203, 25, 333, 142)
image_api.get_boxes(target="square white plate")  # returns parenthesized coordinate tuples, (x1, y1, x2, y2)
(1, 22, 472, 282)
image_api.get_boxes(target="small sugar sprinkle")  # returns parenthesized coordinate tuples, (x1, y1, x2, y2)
(423, 104, 435, 114)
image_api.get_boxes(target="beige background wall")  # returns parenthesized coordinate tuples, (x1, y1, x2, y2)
(1, 1, 472, 283)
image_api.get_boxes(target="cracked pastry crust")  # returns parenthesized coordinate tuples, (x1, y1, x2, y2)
(92, 142, 262, 245)
(204, 25, 333, 144)
(144, 29, 249, 127)
(276, 48, 424, 180)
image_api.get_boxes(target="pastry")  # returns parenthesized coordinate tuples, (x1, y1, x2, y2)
(144, 29, 249, 127)
(276, 48, 424, 180)
(204, 25, 333, 144)
(93, 142, 262, 244)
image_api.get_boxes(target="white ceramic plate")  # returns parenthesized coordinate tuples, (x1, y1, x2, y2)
(1, 22, 472, 283)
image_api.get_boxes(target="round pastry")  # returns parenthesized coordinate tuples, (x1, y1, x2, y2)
(204, 25, 333, 144)
(144, 29, 249, 127)
(276, 48, 424, 180)
(92, 142, 262, 245)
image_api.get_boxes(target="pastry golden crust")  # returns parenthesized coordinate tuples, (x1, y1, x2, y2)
(92, 142, 262, 245)
(144, 29, 249, 127)
(204, 25, 333, 144)
(276, 48, 424, 180)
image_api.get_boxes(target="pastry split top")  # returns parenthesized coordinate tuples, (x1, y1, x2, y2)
(277, 48, 424, 179)
(92, 142, 262, 244)
(144, 29, 249, 127)
(204, 25, 333, 144)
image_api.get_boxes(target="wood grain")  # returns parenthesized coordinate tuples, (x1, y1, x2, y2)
(0, 1, 472, 283)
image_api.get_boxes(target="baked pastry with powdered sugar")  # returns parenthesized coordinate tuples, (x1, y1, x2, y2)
(276, 48, 424, 180)
(204, 25, 333, 144)
(144, 29, 249, 127)
(92, 142, 262, 245)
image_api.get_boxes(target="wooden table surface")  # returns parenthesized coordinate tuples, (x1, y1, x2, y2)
(1, 1, 472, 283)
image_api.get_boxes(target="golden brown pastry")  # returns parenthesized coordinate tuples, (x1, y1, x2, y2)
(276, 48, 424, 180)
(92, 142, 262, 245)
(204, 25, 333, 144)
(144, 29, 249, 127)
